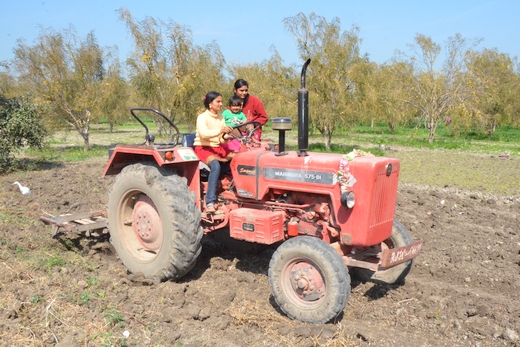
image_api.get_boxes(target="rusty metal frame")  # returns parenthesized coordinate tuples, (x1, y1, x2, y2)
(40, 211, 108, 237)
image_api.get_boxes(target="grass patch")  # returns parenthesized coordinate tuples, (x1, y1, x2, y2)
(30, 293, 43, 304)
(104, 309, 125, 327)
(44, 254, 67, 270)
(85, 276, 97, 286)
(345, 123, 520, 155)
(0, 209, 35, 228)
(17, 120, 520, 165)
(80, 291, 93, 304)
(92, 331, 127, 347)
(24, 144, 108, 162)
(11, 120, 520, 197)
(393, 149, 519, 196)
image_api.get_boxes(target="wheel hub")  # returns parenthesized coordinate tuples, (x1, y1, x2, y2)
(132, 198, 163, 252)
(290, 263, 325, 301)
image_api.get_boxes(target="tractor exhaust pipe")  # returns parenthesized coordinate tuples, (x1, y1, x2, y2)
(298, 58, 311, 157)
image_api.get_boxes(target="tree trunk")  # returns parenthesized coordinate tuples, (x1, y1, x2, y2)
(325, 134, 332, 151)
(427, 122, 437, 143)
(82, 132, 90, 152)
(79, 121, 90, 152)
(416, 117, 422, 129)
(324, 125, 333, 151)
(318, 124, 333, 151)
(427, 115, 437, 144)
(488, 118, 497, 138)
(156, 118, 165, 136)
(388, 122, 395, 134)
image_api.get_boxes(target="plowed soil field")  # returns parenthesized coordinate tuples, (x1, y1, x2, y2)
(1, 149, 519, 347)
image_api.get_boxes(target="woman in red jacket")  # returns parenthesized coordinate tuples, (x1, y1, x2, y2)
(233, 79, 268, 140)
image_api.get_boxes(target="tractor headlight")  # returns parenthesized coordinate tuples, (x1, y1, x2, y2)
(340, 191, 356, 209)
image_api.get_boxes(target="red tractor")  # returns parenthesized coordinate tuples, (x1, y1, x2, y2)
(45, 59, 422, 324)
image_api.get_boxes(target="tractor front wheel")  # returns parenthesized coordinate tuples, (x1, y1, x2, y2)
(268, 236, 351, 324)
(352, 220, 414, 285)
(107, 163, 202, 282)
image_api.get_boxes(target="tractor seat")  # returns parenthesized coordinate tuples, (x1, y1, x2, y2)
(182, 133, 196, 148)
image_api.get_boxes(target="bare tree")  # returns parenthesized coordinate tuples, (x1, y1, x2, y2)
(13, 26, 105, 151)
(284, 12, 362, 150)
(98, 52, 130, 133)
(0, 63, 20, 98)
(228, 48, 298, 121)
(466, 48, 520, 136)
(394, 34, 481, 143)
(118, 8, 226, 131)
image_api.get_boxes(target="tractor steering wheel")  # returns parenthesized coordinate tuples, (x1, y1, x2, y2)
(229, 121, 262, 142)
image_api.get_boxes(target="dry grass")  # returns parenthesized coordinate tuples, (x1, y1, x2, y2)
(227, 300, 364, 347)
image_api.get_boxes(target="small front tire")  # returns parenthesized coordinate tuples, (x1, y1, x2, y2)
(268, 236, 351, 324)
(352, 220, 414, 285)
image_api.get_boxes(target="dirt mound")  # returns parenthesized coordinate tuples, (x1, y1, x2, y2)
(1, 156, 519, 346)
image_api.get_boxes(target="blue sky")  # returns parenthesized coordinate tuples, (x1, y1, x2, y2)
(1, 0, 518, 69)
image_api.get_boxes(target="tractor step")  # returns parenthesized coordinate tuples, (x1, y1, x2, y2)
(40, 211, 108, 237)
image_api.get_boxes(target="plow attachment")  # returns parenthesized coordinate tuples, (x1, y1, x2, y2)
(40, 211, 108, 237)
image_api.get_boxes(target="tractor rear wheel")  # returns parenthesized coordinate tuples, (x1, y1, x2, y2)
(107, 163, 202, 282)
(352, 220, 414, 285)
(268, 236, 350, 324)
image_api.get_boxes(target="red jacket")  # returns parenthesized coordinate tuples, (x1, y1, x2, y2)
(241, 95, 268, 139)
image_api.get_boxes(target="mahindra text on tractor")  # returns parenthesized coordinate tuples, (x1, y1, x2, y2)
(41, 59, 423, 324)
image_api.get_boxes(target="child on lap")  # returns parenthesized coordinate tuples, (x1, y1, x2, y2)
(222, 95, 247, 152)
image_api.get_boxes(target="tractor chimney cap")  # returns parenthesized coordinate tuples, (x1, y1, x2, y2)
(272, 118, 293, 131)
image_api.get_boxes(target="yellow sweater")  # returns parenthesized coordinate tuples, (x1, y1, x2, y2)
(193, 110, 226, 147)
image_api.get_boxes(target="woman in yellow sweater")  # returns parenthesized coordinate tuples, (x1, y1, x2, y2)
(193, 91, 234, 213)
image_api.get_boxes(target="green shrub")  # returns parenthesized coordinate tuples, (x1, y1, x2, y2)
(0, 95, 47, 173)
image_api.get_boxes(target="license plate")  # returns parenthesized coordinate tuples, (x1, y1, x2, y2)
(380, 241, 423, 268)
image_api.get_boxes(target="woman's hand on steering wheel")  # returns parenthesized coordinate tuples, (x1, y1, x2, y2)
(221, 125, 233, 134)
(221, 126, 235, 140)
(230, 121, 262, 141)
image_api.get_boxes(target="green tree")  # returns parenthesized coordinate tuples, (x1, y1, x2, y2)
(348, 60, 415, 133)
(466, 49, 520, 136)
(13, 26, 106, 151)
(283, 12, 362, 150)
(0, 63, 20, 98)
(378, 62, 417, 132)
(0, 95, 46, 172)
(394, 33, 480, 143)
(118, 8, 226, 132)
(98, 54, 130, 132)
(349, 60, 380, 128)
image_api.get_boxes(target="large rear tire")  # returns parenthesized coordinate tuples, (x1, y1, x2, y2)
(268, 236, 350, 324)
(107, 163, 202, 282)
(352, 220, 414, 285)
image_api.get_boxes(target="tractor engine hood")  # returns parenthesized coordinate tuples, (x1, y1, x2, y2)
(230, 149, 401, 246)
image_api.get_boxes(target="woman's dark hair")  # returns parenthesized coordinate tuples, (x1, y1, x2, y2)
(203, 91, 222, 109)
(228, 95, 242, 106)
(233, 79, 249, 90)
